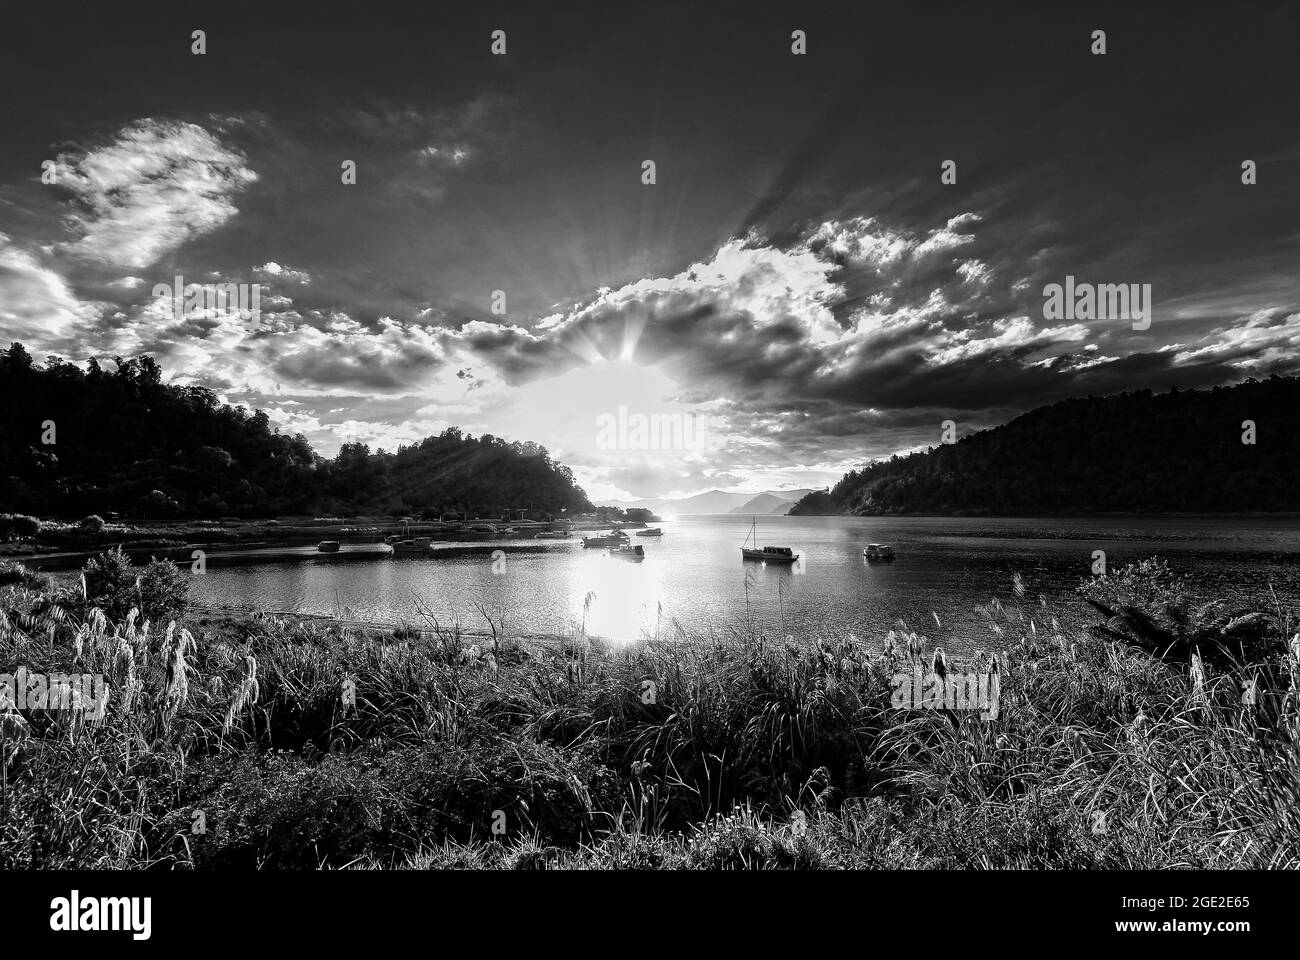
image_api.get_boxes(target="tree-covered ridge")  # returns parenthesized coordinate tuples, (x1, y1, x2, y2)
(0, 343, 593, 518)
(790, 378, 1300, 516)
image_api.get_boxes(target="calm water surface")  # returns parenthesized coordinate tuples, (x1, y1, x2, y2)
(189, 516, 1300, 648)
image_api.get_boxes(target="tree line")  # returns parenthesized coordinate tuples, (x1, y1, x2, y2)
(790, 377, 1300, 516)
(0, 343, 594, 519)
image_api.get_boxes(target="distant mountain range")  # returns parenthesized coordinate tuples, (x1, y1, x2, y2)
(727, 492, 815, 515)
(789, 378, 1300, 516)
(604, 488, 815, 516)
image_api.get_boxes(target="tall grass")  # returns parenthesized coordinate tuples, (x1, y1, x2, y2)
(0, 557, 1296, 869)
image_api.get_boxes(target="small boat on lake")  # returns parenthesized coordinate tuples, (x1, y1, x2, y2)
(391, 537, 432, 556)
(740, 518, 798, 564)
(582, 530, 629, 548)
(864, 543, 896, 561)
(534, 530, 571, 539)
(635, 528, 663, 537)
(316, 540, 340, 553)
(610, 544, 645, 561)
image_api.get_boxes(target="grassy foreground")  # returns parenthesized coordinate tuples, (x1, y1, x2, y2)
(1, 556, 1297, 869)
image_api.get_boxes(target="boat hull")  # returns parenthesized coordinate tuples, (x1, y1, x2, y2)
(391, 539, 432, 556)
(582, 535, 628, 548)
(740, 548, 797, 564)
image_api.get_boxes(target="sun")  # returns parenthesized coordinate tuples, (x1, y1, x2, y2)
(490, 359, 696, 452)
(467, 359, 717, 501)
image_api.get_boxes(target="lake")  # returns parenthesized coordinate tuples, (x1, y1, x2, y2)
(186, 515, 1300, 649)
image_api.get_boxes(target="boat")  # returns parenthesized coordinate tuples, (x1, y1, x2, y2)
(316, 540, 340, 553)
(534, 530, 571, 539)
(582, 530, 630, 548)
(740, 518, 798, 564)
(634, 527, 663, 537)
(390, 537, 432, 556)
(610, 544, 645, 561)
(864, 543, 896, 561)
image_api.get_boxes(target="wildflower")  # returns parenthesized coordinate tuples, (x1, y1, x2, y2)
(931, 648, 949, 682)
(224, 654, 260, 734)
(1068, 728, 1090, 762)
(164, 627, 194, 722)
(1189, 652, 1206, 709)
(1, 709, 30, 766)
(114, 638, 138, 715)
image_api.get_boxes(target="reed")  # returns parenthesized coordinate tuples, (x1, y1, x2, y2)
(0, 557, 1295, 869)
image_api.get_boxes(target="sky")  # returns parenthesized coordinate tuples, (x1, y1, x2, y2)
(2, 0, 1298, 504)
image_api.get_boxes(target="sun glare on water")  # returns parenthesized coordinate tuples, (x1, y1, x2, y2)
(567, 547, 667, 643)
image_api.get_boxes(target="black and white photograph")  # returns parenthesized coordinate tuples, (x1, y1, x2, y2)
(1, 0, 1296, 939)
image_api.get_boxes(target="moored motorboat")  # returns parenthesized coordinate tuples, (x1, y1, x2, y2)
(316, 540, 340, 553)
(864, 543, 896, 561)
(582, 530, 630, 548)
(635, 527, 662, 537)
(740, 518, 797, 564)
(610, 543, 645, 561)
(741, 544, 797, 563)
(390, 537, 432, 556)
(534, 530, 571, 539)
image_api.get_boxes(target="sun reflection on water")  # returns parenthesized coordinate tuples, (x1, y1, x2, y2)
(567, 548, 667, 643)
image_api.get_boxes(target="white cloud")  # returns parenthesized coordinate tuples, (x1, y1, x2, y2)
(956, 259, 994, 286)
(804, 213, 981, 267)
(916, 213, 982, 256)
(55, 119, 257, 269)
(1164, 308, 1300, 372)
(255, 262, 311, 284)
(0, 233, 98, 344)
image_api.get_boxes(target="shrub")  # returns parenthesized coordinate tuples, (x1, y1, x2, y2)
(13, 514, 41, 538)
(80, 514, 106, 533)
(0, 513, 41, 540)
(172, 738, 619, 868)
(81, 547, 188, 622)
(138, 557, 190, 622)
(0, 560, 49, 590)
(1080, 557, 1282, 667)
(136, 489, 180, 520)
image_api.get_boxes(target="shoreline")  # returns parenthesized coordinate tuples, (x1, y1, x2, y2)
(22, 539, 586, 572)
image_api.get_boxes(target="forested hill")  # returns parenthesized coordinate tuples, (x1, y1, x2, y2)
(789, 378, 1300, 516)
(0, 342, 594, 519)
